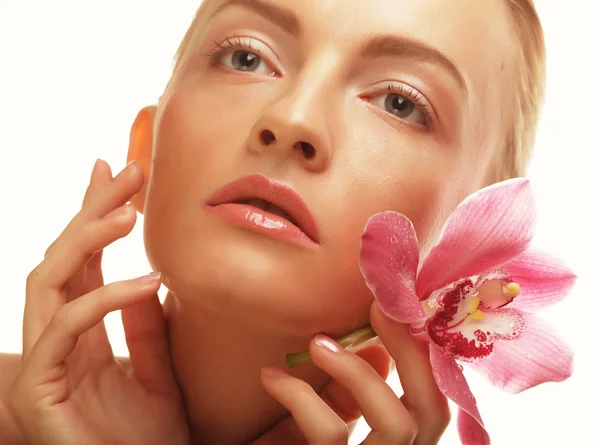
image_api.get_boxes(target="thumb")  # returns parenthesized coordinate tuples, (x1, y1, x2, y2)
(252, 343, 393, 444)
(121, 293, 180, 397)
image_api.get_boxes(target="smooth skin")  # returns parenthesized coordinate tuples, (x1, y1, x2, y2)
(255, 309, 449, 445)
(2, 0, 520, 442)
(5, 160, 189, 445)
(2, 160, 448, 445)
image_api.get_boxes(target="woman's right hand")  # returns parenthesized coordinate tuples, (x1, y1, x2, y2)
(7, 160, 189, 445)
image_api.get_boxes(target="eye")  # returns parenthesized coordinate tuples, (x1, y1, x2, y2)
(208, 37, 277, 76)
(370, 85, 431, 126)
(220, 50, 274, 75)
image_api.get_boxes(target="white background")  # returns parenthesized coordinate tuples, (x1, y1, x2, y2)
(0, 1, 598, 444)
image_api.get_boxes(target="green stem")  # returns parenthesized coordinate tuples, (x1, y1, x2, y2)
(285, 324, 377, 368)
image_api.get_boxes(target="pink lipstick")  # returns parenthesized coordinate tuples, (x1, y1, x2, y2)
(205, 174, 320, 248)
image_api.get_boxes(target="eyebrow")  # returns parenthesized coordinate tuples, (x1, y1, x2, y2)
(360, 35, 467, 93)
(210, 0, 302, 37)
(209, 0, 466, 93)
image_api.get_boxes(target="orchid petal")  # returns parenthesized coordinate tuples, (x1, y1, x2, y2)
(467, 312, 574, 394)
(417, 178, 535, 299)
(458, 409, 491, 445)
(359, 212, 425, 323)
(430, 348, 490, 445)
(502, 249, 577, 311)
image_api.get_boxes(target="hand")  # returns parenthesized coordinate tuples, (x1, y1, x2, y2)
(7, 160, 189, 445)
(254, 302, 450, 445)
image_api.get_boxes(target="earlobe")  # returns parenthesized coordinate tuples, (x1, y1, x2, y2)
(127, 105, 157, 213)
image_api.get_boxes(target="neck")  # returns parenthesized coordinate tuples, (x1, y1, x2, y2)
(163, 291, 332, 445)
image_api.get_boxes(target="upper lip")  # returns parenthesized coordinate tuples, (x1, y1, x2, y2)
(206, 174, 320, 243)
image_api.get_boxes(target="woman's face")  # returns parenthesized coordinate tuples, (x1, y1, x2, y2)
(140, 0, 515, 336)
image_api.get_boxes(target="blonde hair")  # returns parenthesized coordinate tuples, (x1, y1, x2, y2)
(496, 0, 546, 181)
(171, 0, 546, 183)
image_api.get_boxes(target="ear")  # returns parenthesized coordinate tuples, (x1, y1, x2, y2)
(127, 106, 157, 213)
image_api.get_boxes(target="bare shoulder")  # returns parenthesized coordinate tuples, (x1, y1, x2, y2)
(0, 353, 26, 444)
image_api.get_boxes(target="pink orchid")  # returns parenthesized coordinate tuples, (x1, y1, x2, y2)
(358, 178, 575, 445)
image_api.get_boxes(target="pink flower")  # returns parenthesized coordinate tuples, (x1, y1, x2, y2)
(358, 178, 575, 445)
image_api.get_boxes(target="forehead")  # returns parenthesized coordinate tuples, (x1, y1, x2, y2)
(206, 0, 515, 93)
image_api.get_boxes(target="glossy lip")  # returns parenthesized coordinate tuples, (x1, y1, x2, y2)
(205, 174, 320, 246)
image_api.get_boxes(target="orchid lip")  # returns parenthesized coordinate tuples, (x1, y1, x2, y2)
(420, 274, 525, 361)
(205, 174, 320, 244)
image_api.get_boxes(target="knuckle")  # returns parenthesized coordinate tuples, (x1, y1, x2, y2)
(389, 418, 418, 444)
(6, 380, 27, 415)
(44, 244, 54, 258)
(321, 419, 349, 443)
(44, 238, 60, 258)
(25, 267, 43, 291)
(51, 304, 72, 328)
(406, 418, 419, 441)
(433, 403, 452, 432)
(290, 378, 317, 397)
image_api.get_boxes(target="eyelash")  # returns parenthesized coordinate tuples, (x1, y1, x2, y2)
(205, 36, 434, 130)
(385, 83, 434, 130)
(206, 35, 269, 69)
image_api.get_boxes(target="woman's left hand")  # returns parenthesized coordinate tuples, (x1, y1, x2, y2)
(253, 301, 451, 445)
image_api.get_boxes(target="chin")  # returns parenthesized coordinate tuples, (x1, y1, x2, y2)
(144, 214, 372, 336)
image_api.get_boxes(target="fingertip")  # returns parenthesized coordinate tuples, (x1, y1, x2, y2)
(261, 366, 289, 379)
(102, 203, 137, 221)
(96, 158, 113, 182)
(127, 161, 146, 192)
(370, 302, 408, 338)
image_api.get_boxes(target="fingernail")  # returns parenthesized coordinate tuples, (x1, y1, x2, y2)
(315, 334, 342, 353)
(133, 271, 161, 284)
(261, 366, 288, 378)
(102, 204, 133, 220)
(113, 160, 139, 181)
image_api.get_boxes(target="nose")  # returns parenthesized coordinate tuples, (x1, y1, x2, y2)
(247, 82, 333, 173)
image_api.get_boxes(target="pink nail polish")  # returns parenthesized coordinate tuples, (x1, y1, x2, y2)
(315, 334, 342, 353)
(261, 366, 288, 378)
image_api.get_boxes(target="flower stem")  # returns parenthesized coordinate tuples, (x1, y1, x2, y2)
(285, 324, 377, 368)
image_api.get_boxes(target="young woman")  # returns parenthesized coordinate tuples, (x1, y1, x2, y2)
(0, 0, 547, 443)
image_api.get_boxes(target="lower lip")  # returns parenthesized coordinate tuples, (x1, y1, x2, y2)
(204, 203, 318, 248)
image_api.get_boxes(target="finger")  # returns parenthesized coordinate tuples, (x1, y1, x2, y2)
(43, 160, 143, 260)
(121, 293, 181, 397)
(254, 344, 392, 445)
(82, 159, 112, 208)
(75, 159, 113, 294)
(23, 204, 137, 357)
(70, 160, 116, 369)
(259, 367, 349, 445)
(32, 204, 137, 292)
(319, 343, 393, 423)
(370, 303, 450, 444)
(308, 334, 418, 445)
(81, 159, 113, 293)
(19, 273, 162, 405)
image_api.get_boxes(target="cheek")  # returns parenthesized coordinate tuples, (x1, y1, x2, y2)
(140, 71, 457, 337)
(315, 159, 445, 325)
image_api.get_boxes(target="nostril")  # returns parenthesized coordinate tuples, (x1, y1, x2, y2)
(260, 129, 276, 145)
(300, 141, 316, 159)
